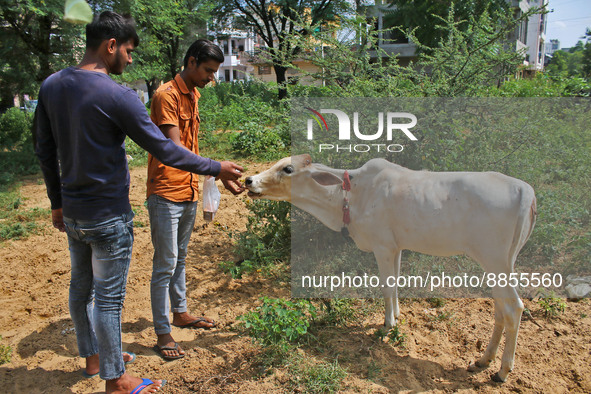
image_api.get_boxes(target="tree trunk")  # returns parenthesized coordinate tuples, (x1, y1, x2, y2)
(168, 37, 180, 79)
(0, 90, 15, 112)
(274, 64, 288, 100)
(146, 78, 159, 99)
(37, 15, 54, 82)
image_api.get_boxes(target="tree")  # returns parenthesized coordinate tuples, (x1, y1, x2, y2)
(213, 0, 351, 100)
(0, 0, 133, 108)
(297, 5, 529, 97)
(0, 0, 87, 108)
(546, 34, 590, 79)
(381, 0, 515, 49)
(0, 0, 214, 103)
(119, 0, 212, 98)
(582, 28, 591, 79)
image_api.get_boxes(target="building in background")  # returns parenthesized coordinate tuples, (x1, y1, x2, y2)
(210, 29, 256, 82)
(524, 0, 548, 74)
(129, 0, 550, 94)
(364, 0, 418, 66)
(362, 0, 548, 75)
(545, 38, 560, 55)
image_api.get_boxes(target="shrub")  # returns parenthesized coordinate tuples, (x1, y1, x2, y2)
(538, 291, 566, 318)
(222, 200, 290, 278)
(0, 107, 33, 151)
(318, 299, 357, 326)
(230, 124, 286, 159)
(124, 136, 148, 167)
(0, 108, 39, 186)
(198, 82, 290, 160)
(238, 297, 317, 349)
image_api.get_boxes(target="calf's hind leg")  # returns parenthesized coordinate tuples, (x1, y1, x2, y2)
(494, 286, 524, 382)
(468, 295, 504, 372)
(467, 286, 524, 383)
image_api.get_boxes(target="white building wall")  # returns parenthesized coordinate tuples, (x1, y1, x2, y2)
(212, 31, 256, 82)
(524, 0, 548, 71)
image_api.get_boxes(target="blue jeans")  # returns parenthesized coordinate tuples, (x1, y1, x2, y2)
(147, 194, 197, 335)
(64, 211, 134, 380)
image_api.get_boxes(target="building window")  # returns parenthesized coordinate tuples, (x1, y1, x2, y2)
(258, 65, 271, 75)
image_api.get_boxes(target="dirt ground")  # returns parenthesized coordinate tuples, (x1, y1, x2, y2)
(1, 163, 590, 393)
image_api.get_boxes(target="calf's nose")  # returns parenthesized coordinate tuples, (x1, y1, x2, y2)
(245, 177, 253, 186)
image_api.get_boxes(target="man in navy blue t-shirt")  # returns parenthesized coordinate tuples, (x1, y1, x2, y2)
(34, 11, 243, 394)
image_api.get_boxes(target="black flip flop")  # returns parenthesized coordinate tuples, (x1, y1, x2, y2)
(153, 343, 185, 361)
(173, 317, 216, 330)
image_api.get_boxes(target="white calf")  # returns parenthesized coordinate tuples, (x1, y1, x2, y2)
(245, 154, 537, 382)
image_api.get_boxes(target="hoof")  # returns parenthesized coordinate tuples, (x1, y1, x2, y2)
(491, 372, 506, 383)
(467, 360, 489, 372)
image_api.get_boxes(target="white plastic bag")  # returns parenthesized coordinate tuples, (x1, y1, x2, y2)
(202, 175, 221, 221)
(64, 0, 93, 24)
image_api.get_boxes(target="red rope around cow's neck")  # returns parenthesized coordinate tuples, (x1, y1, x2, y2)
(342, 170, 352, 192)
(342, 171, 351, 226)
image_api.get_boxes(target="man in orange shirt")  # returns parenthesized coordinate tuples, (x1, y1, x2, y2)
(147, 39, 242, 360)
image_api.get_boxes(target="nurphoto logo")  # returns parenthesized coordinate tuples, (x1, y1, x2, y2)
(305, 107, 418, 153)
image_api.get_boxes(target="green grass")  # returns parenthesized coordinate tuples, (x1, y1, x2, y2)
(0, 336, 12, 365)
(287, 354, 348, 393)
(0, 185, 48, 241)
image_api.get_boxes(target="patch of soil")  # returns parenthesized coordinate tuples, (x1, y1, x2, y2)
(1, 163, 590, 393)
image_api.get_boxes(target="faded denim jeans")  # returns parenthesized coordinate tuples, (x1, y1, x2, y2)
(64, 211, 134, 380)
(147, 194, 197, 335)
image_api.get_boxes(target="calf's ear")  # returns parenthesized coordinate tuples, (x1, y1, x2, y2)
(311, 171, 343, 186)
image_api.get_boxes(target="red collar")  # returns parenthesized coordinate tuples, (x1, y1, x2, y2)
(342, 170, 351, 226)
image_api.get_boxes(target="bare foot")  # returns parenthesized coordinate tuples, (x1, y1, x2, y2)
(156, 333, 185, 359)
(106, 373, 164, 394)
(172, 312, 215, 329)
(84, 352, 135, 376)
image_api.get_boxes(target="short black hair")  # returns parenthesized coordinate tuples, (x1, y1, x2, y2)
(183, 39, 224, 68)
(86, 11, 139, 50)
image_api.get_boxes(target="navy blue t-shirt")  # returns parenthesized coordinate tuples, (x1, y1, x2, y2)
(34, 67, 221, 221)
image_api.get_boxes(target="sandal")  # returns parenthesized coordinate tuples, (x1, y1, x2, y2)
(153, 342, 185, 361)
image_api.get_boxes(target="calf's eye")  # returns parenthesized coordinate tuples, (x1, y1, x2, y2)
(283, 165, 294, 174)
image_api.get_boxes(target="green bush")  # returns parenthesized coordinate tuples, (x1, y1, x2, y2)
(124, 136, 148, 167)
(538, 291, 566, 318)
(0, 107, 33, 151)
(318, 299, 357, 326)
(222, 200, 290, 279)
(0, 108, 38, 186)
(239, 297, 317, 349)
(198, 82, 290, 160)
(488, 74, 591, 97)
(230, 124, 286, 160)
(199, 83, 282, 133)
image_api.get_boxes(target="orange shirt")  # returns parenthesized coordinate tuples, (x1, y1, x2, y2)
(147, 74, 201, 202)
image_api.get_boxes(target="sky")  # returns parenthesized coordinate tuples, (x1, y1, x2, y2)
(545, 0, 591, 49)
